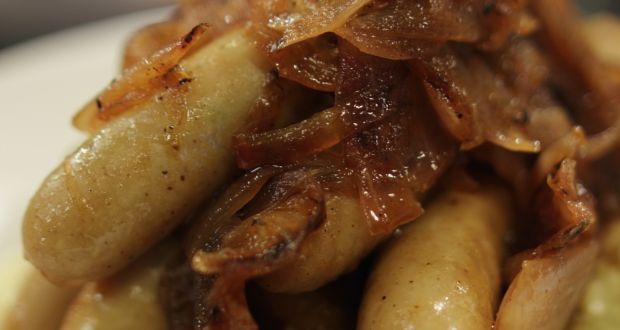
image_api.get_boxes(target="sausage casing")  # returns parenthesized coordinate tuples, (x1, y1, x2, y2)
(358, 185, 512, 330)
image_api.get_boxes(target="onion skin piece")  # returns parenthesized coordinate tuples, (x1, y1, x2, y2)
(343, 85, 456, 234)
(162, 168, 329, 329)
(262, 0, 372, 49)
(358, 184, 512, 330)
(73, 24, 209, 134)
(413, 47, 543, 152)
(532, 127, 586, 187)
(23, 28, 273, 284)
(190, 173, 325, 330)
(495, 238, 599, 330)
(258, 191, 384, 293)
(269, 35, 339, 92)
(122, 21, 186, 69)
(60, 240, 177, 330)
(534, 159, 596, 252)
(184, 166, 282, 256)
(123, 0, 251, 69)
(233, 41, 405, 169)
(234, 106, 348, 169)
(340, 0, 484, 44)
(496, 159, 598, 330)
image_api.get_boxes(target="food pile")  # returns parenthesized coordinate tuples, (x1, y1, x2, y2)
(7, 0, 620, 329)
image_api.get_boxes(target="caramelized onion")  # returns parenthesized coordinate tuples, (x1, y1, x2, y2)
(191, 191, 323, 275)
(347, 136, 422, 235)
(330, 0, 485, 61)
(346, 78, 455, 234)
(184, 166, 283, 256)
(496, 238, 599, 330)
(234, 40, 405, 169)
(123, 0, 251, 69)
(497, 158, 599, 329)
(412, 46, 544, 152)
(234, 106, 347, 169)
(340, 0, 485, 44)
(535, 159, 596, 251)
(258, 0, 371, 49)
(269, 34, 339, 91)
(489, 38, 574, 148)
(335, 29, 440, 60)
(74, 24, 208, 134)
(532, 127, 586, 187)
(163, 168, 327, 329)
(189, 170, 325, 329)
(123, 21, 186, 69)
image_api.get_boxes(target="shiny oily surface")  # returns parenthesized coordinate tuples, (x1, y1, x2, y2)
(358, 185, 512, 330)
(496, 238, 599, 330)
(22, 27, 272, 284)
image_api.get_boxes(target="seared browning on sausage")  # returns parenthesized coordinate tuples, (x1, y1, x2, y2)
(23, 28, 273, 284)
(358, 185, 513, 330)
(258, 192, 385, 293)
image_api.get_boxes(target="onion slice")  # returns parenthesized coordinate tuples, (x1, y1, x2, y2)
(233, 40, 405, 169)
(261, 0, 372, 49)
(535, 159, 596, 252)
(269, 35, 340, 92)
(73, 24, 209, 134)
(184, 166, 283, 256)
(412, 46, 543, 152)
(495, 238, 599, 330)
(189, 170, 325, 329)
(496, 157, 599, 329)
(346, 78, 455, 234)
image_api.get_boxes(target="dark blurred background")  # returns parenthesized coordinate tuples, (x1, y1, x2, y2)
(580, 0, 620, 14)
(0, 0, 172, 49)
(0, 0, 618, 50)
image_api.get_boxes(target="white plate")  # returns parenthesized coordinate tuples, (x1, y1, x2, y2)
(0, 6, 173, 322)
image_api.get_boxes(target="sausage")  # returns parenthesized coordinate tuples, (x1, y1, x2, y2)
(358, 185, 513, 330)
(258, 192, 385, 293)
(22, 27, 273, 284)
